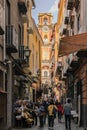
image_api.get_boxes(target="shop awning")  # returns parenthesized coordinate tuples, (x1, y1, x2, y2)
(59, 33, 87, 56)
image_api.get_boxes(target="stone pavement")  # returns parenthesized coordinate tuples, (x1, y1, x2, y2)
(11, 117, 84, 130)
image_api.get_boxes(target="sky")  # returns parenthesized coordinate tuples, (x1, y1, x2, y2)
(32, 0, 60, 24)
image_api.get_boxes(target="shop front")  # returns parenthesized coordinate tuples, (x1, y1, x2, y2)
(0, 90, 7, 129)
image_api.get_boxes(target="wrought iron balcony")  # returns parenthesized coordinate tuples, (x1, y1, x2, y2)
(18, 45, 25, 64)
(18, 0, 27, 14)
(67, 0, 74, 10)
(16, 45, 31, 66)
(6, 25, 18, 53)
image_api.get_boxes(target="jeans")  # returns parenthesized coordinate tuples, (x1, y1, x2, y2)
(48, 115, 54, 130)
(39, 115, 44, 127)
(65, 114, 71, 130)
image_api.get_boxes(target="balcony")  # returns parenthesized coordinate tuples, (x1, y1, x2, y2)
(64, 17, 69, 25)
(16, 45, 31, 66)
(18, 0, 27, 14)
(67, 0, 74, 10)
(18, 45, 26, 64)
(6, 25, 18, 53)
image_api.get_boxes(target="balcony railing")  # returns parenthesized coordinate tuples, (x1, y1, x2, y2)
(6, 25, 18, 53)
(16, 45, 31, 67)
(18, 0, 27, 14)
(16, 45, 27, 65)
(67, 0, 74, 10)
(19, 45, 25, 61)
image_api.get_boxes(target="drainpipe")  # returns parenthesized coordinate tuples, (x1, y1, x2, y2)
(3, 0, 6, 90)
(6, 61, 12, 129)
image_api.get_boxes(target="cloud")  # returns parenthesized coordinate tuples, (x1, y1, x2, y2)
(48, 0, 59, 13)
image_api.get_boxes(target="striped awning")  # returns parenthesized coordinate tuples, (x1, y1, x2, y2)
(59, 33, 87, 56)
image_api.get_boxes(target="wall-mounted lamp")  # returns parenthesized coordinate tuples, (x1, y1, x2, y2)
(24, 46, 31, 62)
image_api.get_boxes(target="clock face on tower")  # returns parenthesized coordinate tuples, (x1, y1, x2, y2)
(42, 26, 49, 32)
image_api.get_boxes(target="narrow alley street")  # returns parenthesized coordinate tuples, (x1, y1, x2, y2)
(0, 0, 87, 130)
(12, 117, 84, 130)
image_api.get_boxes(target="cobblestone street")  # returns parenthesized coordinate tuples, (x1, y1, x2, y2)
(11, 117, 84, 130)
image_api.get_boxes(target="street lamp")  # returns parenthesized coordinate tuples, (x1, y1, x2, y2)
(24, 46, 31, 62)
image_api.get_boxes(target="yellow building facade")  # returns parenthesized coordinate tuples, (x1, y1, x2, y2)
(38, 13, 54, 86)
(23, 0, 43, 102)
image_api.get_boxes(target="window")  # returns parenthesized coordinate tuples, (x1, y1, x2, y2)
(44, 71, 48, 77)
(43, 35, 48, 44)
(43, 17, 48, 25)
(6, 0, 10, 25)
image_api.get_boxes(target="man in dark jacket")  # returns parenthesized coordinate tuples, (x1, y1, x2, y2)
(38, 103, 45, 127)
(64, 99, 72, 130)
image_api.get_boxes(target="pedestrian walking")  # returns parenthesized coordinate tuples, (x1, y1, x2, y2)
(43, 100, 48, 125)
(38, 103, 45, 127)
(34, 104, 38, 126)
(64, 99, 72, 130)
(57, 102, 64, 123)
(47, 99, 57, 130)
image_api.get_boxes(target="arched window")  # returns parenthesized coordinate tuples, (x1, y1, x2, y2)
(44, 71, 48, 77)
(43, 17, 48, 25)
(43, 35, 48, 44)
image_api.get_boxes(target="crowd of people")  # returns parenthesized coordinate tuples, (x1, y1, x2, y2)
(13, 98, 72, 130)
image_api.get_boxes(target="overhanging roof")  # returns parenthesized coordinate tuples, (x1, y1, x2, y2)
(59, 33, 87, 56)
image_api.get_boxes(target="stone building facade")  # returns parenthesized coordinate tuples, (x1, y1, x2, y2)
(0, 0, 36, 129)
(58, 0, 87, 129)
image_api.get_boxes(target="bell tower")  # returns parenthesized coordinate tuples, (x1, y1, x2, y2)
(38, 13, 54, 86)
